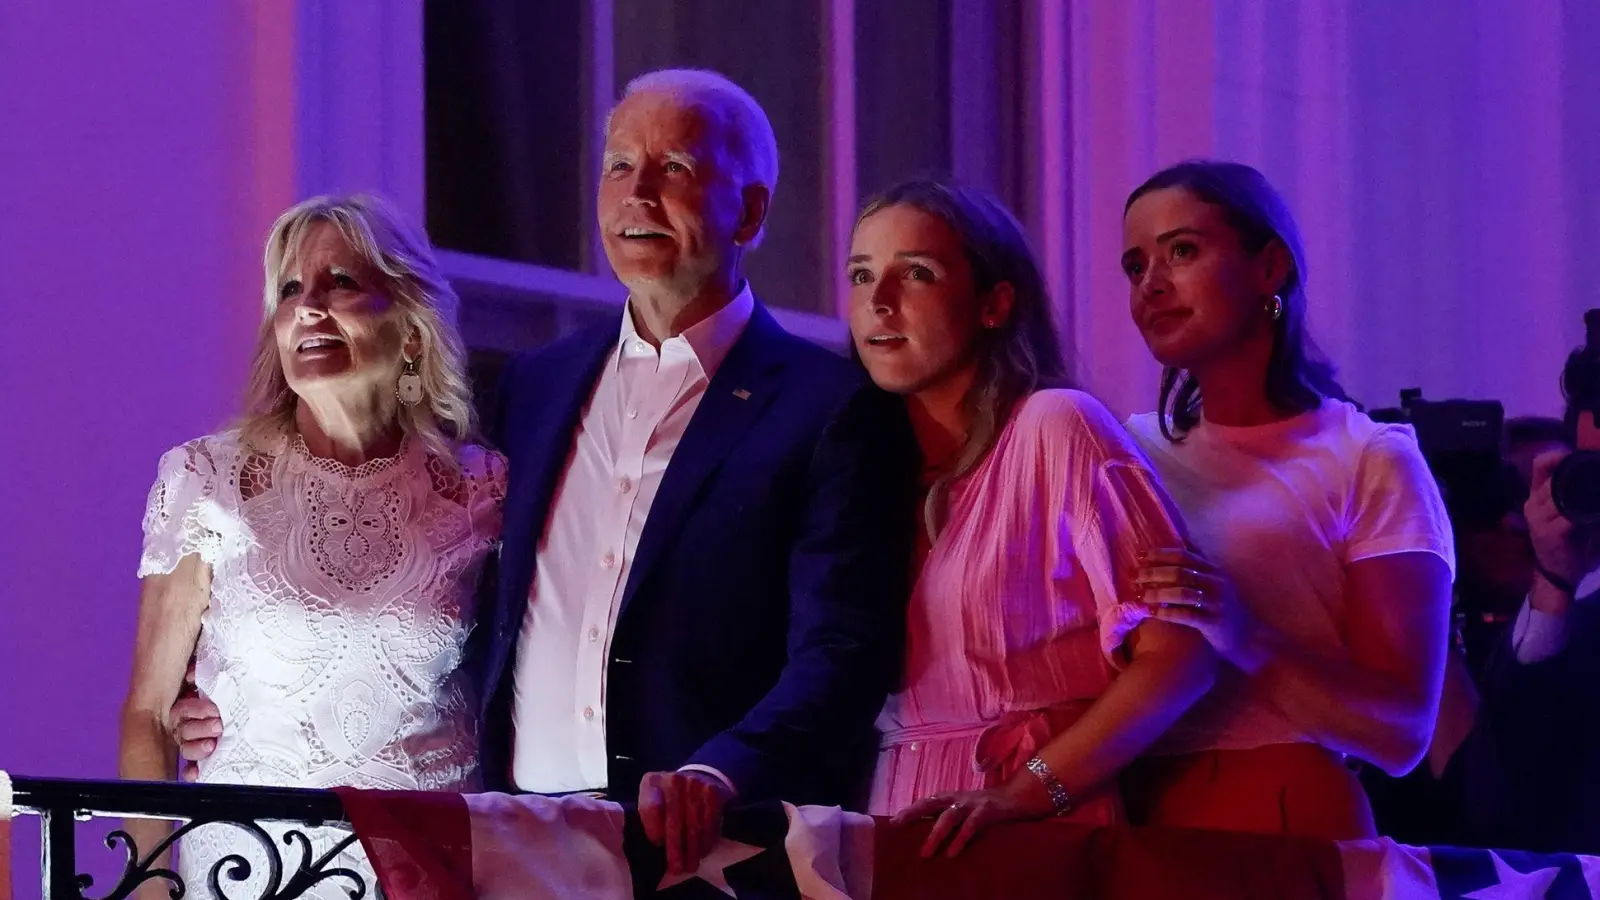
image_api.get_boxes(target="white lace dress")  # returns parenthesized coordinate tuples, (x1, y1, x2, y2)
(138, 430, 505, 899)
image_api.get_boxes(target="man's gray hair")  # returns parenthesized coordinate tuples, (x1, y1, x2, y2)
(619, 68, 780, 244)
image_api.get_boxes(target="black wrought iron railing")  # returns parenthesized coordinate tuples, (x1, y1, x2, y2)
(8, 774, 368, 900)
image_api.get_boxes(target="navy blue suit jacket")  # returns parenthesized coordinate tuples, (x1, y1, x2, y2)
(471, 302, 916, 806)
(1459, 599, 1600, 853)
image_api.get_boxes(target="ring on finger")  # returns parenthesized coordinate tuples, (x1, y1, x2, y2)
(1164, 587, 1207, 610)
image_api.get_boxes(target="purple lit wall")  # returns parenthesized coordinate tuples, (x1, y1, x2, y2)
(0, 0, 300, 762)
(0, 1, 300, 882)
(0, 0, 419, 782)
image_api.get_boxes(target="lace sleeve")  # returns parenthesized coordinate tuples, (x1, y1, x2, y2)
(138, 439, 247, 577)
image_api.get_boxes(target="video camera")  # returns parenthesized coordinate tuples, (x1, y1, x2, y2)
(1553, 309, 1600, 523)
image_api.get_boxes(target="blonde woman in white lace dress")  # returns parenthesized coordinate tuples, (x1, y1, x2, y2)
(118, 194, 505, 900)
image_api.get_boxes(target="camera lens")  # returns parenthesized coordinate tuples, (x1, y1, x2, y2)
(1551, 450, 1600, 524)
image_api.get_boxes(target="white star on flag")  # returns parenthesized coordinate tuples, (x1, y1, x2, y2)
(1463, 850, 1562, 899)
(657, 838, 765, 896)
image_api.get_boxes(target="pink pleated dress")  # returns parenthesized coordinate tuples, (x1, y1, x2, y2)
(868, 390, 1189, 822)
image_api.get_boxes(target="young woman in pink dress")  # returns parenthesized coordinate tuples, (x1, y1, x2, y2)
(846, 178, 1218, 856)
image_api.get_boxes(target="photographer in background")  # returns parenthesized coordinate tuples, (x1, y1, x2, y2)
(1364, 399, 1574, 845)
(1364, 415, 1561, 845)
(1459, 315, 1600, 854)
(1453, 417, 1570, 679)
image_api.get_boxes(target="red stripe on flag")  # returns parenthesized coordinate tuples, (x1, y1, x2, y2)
(871, 818, 1347, 900)
(335, 788, 474, 900)
(1, 817, 11, 900)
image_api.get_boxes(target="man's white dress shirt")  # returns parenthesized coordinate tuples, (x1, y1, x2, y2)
(509, 286, 754, 794)
(1511, 568, 1600, 663)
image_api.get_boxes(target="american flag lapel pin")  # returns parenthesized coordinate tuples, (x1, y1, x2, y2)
(733, 388, 752, 400)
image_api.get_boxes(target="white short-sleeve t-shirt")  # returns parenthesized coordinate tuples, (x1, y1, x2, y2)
(1125, 399, 1455, 754)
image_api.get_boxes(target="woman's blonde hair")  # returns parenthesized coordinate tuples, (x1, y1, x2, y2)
(237, 193, 477, 464)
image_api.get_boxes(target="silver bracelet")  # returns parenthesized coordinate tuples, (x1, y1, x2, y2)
(1024, 755, 1072, 814)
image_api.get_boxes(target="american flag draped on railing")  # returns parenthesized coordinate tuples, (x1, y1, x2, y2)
(4, 772, 1598, 899)
(336, 788, 1600, 900)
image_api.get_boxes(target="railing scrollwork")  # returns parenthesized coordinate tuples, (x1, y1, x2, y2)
(6, 774, 369, 900)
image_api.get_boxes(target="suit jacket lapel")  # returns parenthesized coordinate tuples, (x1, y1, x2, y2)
(498, 326, 616, 622)
(618, 305, 787, 618)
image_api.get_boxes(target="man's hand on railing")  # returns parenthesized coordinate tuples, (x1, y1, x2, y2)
(168, 661, 222, 781)
(638, 769, 734, 877)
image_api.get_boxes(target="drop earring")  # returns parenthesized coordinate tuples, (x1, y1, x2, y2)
(396, 356, 424, 407)
(1267, 294, 1284, 321)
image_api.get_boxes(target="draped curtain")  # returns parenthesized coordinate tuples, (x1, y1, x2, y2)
(425, 0, 1600, 418)
(1056, 0, 1598, 420)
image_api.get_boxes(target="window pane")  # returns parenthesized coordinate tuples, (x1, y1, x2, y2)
(425, 0, 589, 270)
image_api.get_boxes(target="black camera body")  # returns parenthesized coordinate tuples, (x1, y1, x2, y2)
(1552, 309, 1600, 524)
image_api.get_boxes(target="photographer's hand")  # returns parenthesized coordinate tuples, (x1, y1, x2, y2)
(1525, 449, 1595, 616)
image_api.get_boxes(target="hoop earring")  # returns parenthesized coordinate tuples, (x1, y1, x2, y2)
(1267, 294, 1284, 321)
(396, 356, 424, 407)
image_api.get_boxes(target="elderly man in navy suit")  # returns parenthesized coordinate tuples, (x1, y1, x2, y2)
(474, 69, 916, 874)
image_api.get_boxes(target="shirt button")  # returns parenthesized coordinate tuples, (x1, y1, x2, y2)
(588, 626, 600, 642)
(601, 551, 616, 569)
(627, 408, 639, 419)
(583, 707, 595, 721)
(618, 476, 633, 494)
(634, 341, 648, 353)
(909, 742, 920, 752)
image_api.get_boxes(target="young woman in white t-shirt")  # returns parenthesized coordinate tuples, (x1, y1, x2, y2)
(1114, 160, 1455, 839)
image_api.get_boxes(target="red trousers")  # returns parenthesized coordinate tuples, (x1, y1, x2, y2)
(1122, 743, 1377, 841)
